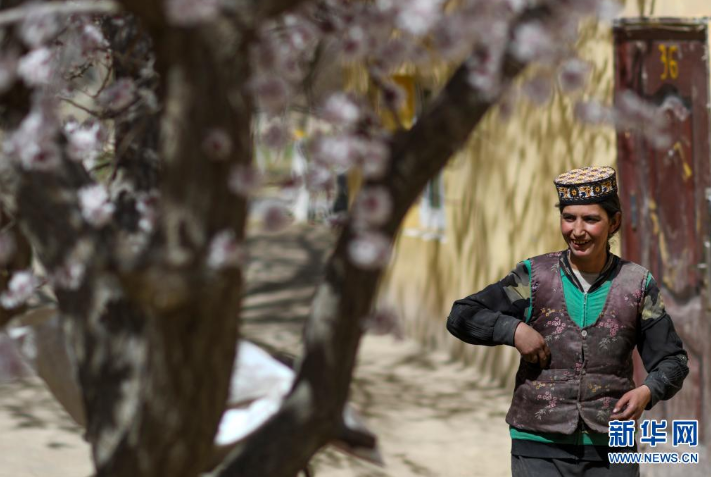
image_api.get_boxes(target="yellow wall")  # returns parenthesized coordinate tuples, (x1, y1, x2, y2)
(378, 2, 711, 387)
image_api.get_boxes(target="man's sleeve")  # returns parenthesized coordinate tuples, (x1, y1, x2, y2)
(638, 275, 690, 409)
(446, 261, 531, 347)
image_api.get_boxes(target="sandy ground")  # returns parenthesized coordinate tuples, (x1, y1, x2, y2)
(0, 223, 512, 476)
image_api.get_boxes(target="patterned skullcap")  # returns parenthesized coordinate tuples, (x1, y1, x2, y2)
(554, 166, 618, 205)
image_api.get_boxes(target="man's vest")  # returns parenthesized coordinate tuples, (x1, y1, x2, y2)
(505, 252, 648, 434)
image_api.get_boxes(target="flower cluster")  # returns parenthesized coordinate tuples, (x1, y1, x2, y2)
(78, 184, 115, 228)
(1, 271, 39, 309)
(207, 230, 246, 270)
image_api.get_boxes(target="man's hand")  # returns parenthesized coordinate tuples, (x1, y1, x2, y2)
(514, 322, 551, 368)
(610, 385, 652, 421)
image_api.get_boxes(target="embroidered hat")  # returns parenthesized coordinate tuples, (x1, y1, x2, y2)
(554, 166, 618, 205)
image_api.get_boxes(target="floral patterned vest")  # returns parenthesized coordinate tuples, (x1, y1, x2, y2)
(505, 251, 648, 434)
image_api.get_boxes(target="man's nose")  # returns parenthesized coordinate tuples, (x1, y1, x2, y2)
(572, 220, 585, 236)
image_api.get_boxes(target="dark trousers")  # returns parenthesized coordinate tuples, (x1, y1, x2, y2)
(511, 455, 640, 477)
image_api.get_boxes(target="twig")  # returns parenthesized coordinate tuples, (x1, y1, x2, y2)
(59, 97, 104, 118)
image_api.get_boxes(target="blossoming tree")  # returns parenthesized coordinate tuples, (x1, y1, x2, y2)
(0, 1, 668, 476)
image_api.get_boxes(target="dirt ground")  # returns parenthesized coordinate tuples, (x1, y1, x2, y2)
(0, 223, 512, 476)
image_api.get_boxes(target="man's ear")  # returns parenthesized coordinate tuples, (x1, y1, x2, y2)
(610, 211, 622, 235)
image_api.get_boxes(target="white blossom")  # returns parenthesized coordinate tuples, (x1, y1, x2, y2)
(1, 271, 39, 309)
(574, 100, 614, 125)
(136, 192, 159, 233)
(3, 110, 62, 171)
(616, 91, 668, 130)
(304, 166, 334, 192)
(597, 0, 623, 22)
(19, 11, 60, 48)
(353, 187, 393, 228)
(228, 165, 262, 196)
(511, 22, 555, 62)
(78, 184, 115, 227)
(659, 96, 690, 122)
(395, 0, 444, 36)
(558, 59, 591, 93)
(358, 139, 390, 179)
(65, 120, 103, 166)
(51, 258, 86, 290)
(322, 93, 361, 128)
(99, 78, 137, 112)
(347, 231, 392, 270)
(17, 47, 54, 86)
(203, 128, 233, 160)
(466, 44, 504, 100)
(80, 24, 110, 55)
(165, 0, 222, 27)
(311, 134, 359, 171)
(207, 230, 245, 269)
(261, 122, 291, 150)
(340, 25, 368, 60)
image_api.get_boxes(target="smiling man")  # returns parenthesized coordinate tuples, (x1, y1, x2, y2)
(447, 166, 689, 477)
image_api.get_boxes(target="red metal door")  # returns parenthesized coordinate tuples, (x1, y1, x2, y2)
(614, 19, 710, 464)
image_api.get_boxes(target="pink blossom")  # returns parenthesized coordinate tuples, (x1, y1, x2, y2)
(203, 128, 233, 160)
(4, 111, 62, 171)
(64, 119, 103, 165)
(51, 257, 86, 290)
(596, 0, 623, 22)
(659, 96, 690, 122)
(340, 25, 368, 60)
(0, 233, 16, 266)
(558, 59, 591, 93)
(511, 22, 554, 62)
(363, 307, 404, 340)
(1, 271, 38, 309)
(358, 139, 390, 179)
(136, 192, 159, 233)
(228, 165, 262, 196)
(165, 0, 222, 27)
(322, 93, 361, 128)
(78, 184, 115, 227)
(466, 45, 503, 99)
(261, 122, 291, 150)
(19, 11, 60, 48)
(262, 205, 292, 233)
(395, 0, 444, 36)
(353, 187, 393, 227)
(80, 24, 109, 55)
(207, 230, 246, 269)
(283, 17, 319, 52)
(304, 166, 334, 192)
(18, 47, 54, 86)
(311, 135, 359, 171)
(99, 78, 137, 112)
(347, 231, 392, 270)
(574, 100, 614, 125)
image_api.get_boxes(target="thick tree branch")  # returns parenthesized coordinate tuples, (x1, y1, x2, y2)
(213, 5, 546, 477)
